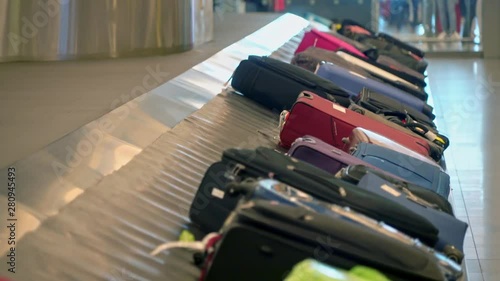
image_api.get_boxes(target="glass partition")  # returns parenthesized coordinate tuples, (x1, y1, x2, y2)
(378, 0, 482, 52)
(220, 0, 483, 53)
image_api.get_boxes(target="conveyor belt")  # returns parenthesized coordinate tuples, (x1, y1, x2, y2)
(0, 13, 469, 281)
(0, 14, 308, 281)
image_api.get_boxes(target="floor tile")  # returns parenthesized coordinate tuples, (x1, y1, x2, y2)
(429, 58, 500, 279)
(467, 273, 485, 281)
(479, 260, 500, 274)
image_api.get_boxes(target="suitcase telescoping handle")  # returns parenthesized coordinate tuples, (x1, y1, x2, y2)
(403, 123, 450, 150)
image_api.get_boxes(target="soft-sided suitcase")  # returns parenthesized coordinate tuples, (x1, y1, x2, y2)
(295, 29, 367, 58)
(356, 87, 436, 124)
(279, 91, 433, 159)
(231, 178, 434, 238)
(339, 19, 426, 58)
(315, 62, 434, 118)
(335, 50, 428, 100)
(350, 142, 451, 199)
(287, 136, 453, 215)
(341, 164, 454, 215)
(351, 173, 467, 263)
(189, 147, 439, 245)
(344, 127, 440, 167)
(324, 30, 376, 54)
(355, 88, 450, 153)
(203, 200, 462, 281)
(231, 178, 463, 265)
(376, 54, 427, 84)
(341, 34, 428, 74)
(230, 55, 351, 112)
(292, 47, 375, 79)
(347, 103, 445, 163)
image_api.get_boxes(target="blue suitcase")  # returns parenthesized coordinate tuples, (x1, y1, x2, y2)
(229, 178, 464, 270)
(350, 173, 468, 263)
(350, 142, 451, 199)
(315, 62, 433, 119)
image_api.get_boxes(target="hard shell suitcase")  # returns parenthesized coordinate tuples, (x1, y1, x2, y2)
(350, 142, 451, 199)
(315, 62, 434, 118)
(336, 50, 428, 100)
(189, 147, 439, 245)
(352, 173, 467, 263)
(341, 164, 454, 215)
(203, 200, 462, 281)
(230, 55, 351, 112)
(292, 47, 375, 79)
(279, 91, 433, 159)
(347, 103, 445, 163)
(344, 127, 441, 168)
(295, 29, 367, 58)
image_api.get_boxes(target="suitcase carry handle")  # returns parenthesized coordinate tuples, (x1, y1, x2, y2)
(298, 91, 314, 100)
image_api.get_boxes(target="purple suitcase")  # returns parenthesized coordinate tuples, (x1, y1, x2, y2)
(287, 136, 373, 175)
(315, 62, 434, 119)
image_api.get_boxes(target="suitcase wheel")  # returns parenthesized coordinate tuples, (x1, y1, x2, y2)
(443, 245, 464, 264)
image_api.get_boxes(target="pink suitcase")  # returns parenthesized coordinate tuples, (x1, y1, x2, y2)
(295, 29, 368, 58)
(343, 127, 442, 169)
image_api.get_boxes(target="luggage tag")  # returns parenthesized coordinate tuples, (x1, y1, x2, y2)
(278, 110, 289, 132)
(150, 231, 221, 256)
(384, 183, 442, 211)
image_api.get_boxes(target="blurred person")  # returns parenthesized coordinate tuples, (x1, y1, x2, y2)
(436, 0, 461, 39)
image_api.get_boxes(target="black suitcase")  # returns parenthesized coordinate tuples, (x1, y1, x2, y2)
(202, 200, 462, 281)
(339, 21, 428, 73)
(291, 47, 376, 79)
(189, 147, 439, 245)
(355, 88, 450, 152)
(339, 19, 426, 59)
(356, 87, 436, 124)
(341, 164, 454, 215)
(230, 55, 351, 112)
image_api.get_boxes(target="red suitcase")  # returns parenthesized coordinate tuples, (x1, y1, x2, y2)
(279, 91, 431, 158)
(295, 29, 367, 58)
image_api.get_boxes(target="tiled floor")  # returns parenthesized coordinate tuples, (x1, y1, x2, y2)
(428, 58, 500, 281)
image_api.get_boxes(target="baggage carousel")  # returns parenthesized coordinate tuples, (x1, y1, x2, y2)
(0, 14, 468, 281)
